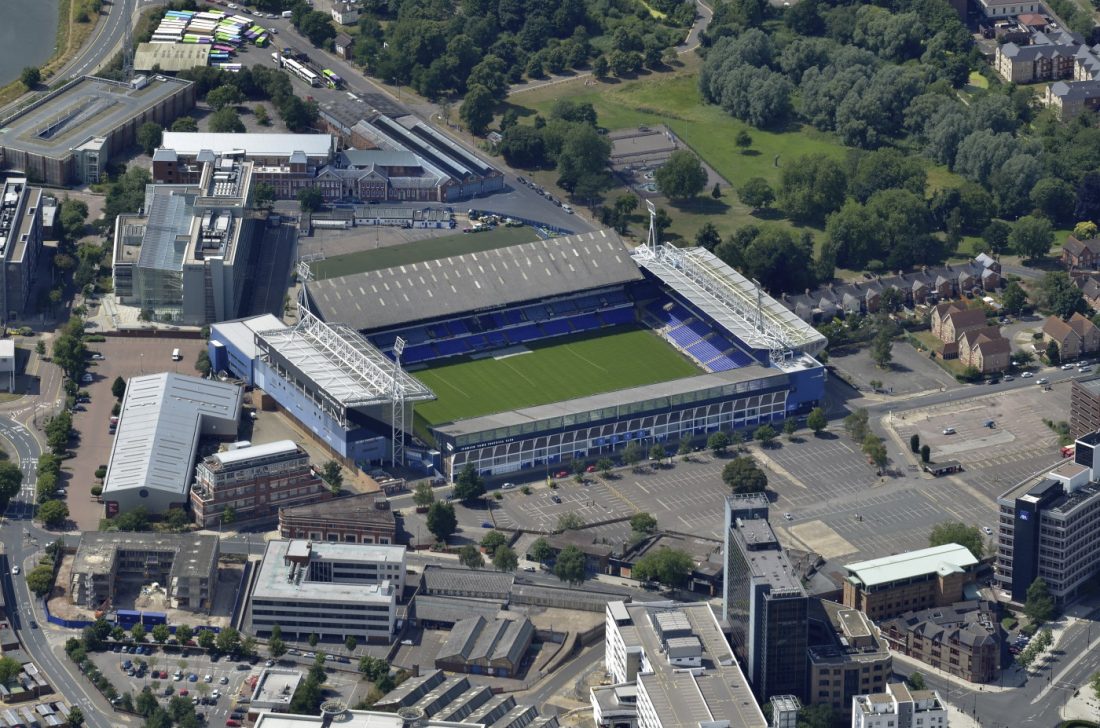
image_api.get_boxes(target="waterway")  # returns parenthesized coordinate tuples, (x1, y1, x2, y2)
(0, 0, 62, 86)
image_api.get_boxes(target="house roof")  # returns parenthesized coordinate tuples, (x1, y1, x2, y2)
(1069, 311, 1099, 337)
(974, 334, 1011, 356)
(1043, 316, 1078, 342)
(1064, 235, 1100, 256)
(944, 308, 988, 330)
(958, 326, 1003, 349)
(335, 32, 353, 47)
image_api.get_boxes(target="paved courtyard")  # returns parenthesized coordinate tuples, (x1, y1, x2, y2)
(829, 341, 960, 396)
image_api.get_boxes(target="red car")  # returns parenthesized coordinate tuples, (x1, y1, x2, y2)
(555, 470, 568, 479)
(586, 465, 597, 473)
(179, 689, 189, 697)
(227, 721, 241, 727)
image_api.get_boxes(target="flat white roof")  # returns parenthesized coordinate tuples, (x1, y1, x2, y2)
(844, 543, 978, 588)
(209, 439, 298, 466)
(210, 314, 284, 362)
(102, 373, 243, 499)
(160, 131, 333, 159)
(0, 340, 14, 359)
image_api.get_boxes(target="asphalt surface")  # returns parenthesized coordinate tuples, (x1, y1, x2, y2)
(56, 0, 138, 81)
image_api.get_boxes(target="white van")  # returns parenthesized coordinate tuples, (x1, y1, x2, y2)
(171, 348, 182, 361)
(281, 10, 293, 17)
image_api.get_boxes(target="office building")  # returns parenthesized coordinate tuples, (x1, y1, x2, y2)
(0, 178, 44, 322)
(723, 494, 809, 701)
(101, 373, 243, 516)
(249, 540, 404, 643)
(806, 600, 892, 714)
(881, 601, 1000, 683)
(69, 532, 219, 612)
(600, 600, 766, 728)
(191, 440, 326, 528)
(851, 683, 948, 728)
(0, 75, 194, 185)
(1071, 377, 1100, 437)
(278, 491, 396, 545)
(113, 154, 256, 325)
(996, 433, 1100, 603)
(841, 544, 980, 621)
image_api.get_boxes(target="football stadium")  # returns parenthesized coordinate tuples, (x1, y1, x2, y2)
(301, 228, 828, 481)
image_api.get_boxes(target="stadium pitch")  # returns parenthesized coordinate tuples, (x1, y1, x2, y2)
(413, 327, 700, 425)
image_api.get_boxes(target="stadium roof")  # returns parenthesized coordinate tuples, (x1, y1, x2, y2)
(102, 373, 243, 501)
(255, 309, 434, 408)
(843, 543, 978, 589)
(306, 229, 643, 331)
(160, 131, 334, 159)
(210, 314, 284, 364)
(433, 366, 786, 438)
(134, 42, 211, 72)
(633, 244, 827, 357)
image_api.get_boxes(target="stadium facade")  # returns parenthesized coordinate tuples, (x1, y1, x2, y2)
(297, 230, 826, 480)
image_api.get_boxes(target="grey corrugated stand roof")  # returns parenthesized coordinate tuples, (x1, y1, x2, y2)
(306, 229, 642, 331)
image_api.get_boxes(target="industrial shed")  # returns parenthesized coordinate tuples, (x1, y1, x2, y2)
(434, 616, 534, 678)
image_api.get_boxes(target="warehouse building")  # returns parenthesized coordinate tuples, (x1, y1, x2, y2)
(69, 531, 219, 612)
(435, 616, 534, 677)
(0, 178, 45, 323)
(190, 440, 326, 528)
(0, 75, 194, 185)
(249, 539, 404, 643)
(113, 154, 256, 325)
(101, 373, 243, 516)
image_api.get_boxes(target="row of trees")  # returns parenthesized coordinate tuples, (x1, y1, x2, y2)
(177, 64, 318, 133)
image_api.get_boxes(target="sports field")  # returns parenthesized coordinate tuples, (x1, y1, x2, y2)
(413, 327, 700, 425)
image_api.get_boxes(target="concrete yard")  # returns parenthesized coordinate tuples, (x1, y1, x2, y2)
(829, 341, 961, 396)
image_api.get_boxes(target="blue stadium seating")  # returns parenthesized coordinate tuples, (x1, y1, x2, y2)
(688, 340, 722, 363)
(486, 331, 508, 348)
(553, 299, 577, 314)
(372, 332, 398, 349)
(685, 319, 712, 340)
(448, 319, 470, 336)
(540, 319, 572, 337)
(502, 310, 525, 325)
(434, 338, 470, 357)
(570, 313, 602, 332)
(668, 326, 702, 349)
(708, 357, 738, 372)
(508, 324, 542, 343)
(524, 305, 551, 322)
(729, 349, 755, 367)
(601, 307, 635, 325)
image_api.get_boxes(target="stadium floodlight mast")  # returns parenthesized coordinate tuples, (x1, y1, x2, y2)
(646, 199, 658, 251)
(392, 336, 407, 468)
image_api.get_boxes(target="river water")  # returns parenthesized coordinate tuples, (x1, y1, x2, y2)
(0, 0, 62, 86)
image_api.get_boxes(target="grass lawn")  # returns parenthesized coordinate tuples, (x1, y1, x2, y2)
(413, 327, 699, 425)
(310, 225, 540, 279)
(909, 330, 968, 377)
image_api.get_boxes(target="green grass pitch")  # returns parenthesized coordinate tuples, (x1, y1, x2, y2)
(413, 327, 700, 425)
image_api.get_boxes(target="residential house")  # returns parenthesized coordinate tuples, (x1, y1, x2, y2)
(1043, 312, 1100, 360)
(334, 33, 353, 60)
(1047, 79, 1100, 119)
(932, 304, 989, 344)
(1063, 235, 1100, 269)
(996, 40, 1078, 83)
(957, 327, 1012, 374)
(1074, 273, 1100, 310)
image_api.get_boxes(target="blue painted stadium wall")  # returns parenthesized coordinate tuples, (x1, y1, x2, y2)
(784, 362, 826, 413)
(208, 323, 256, 385)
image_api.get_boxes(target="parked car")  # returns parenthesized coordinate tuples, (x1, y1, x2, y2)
(1037, 378, 1050, 385)
(11, 566, 18, 576)
(501, 482, 516, 489)
(982, 526, 993, 535)
(1021, 371, 1033, 378)
(1062, 363, 1075, 370)
(942, 427, 956, 435)
(550, 494, 562, 504)
(81, 373, 93, 383)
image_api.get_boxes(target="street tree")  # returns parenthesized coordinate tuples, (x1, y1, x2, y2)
(597, 458, 614, 477)
(1025, 577, 1056, 623)
(208, 107, 245, 133)
(137, 122, 164, 156)
(630, 512, 658, 535)
(907, 671, 926, 690)
(920, 444, 930, 463)
(783, 419, 798, 440)
(460, 84, 495, 135)
(20, 67, 40, 89)
(1002, 281, 1028, 316)
(25, 566, 54, 596)
(929, 522, 985, 560)
(458, 544, 484, 569)
(530, 537, 554, 565)
(37, 499, 68, 528)
(870, 329, 893, 368)
(753, 424, 777, 447)
(622, 441, 643, 469)
(297, 187, 323, 213)
(721, 456, 768, 494)
(844, 409, 870, 442)
(412, 482, 435, 508)
(862, 435, 888, 473)
(345, 635, 357, 652)
(1009, 215, 1055, 262)
(910, 434, 920, 453)
(152, 624, 171, 644)
(426, 502, 457, 541)
(806, 407, 827, 435)
(553, 545, 586, 585)
(649, 444, 666, 464)
(632, 547, 693, 588)
(707, 431, 731, 455)
(112, 376, 127, 400)
(1047, 340, 1061, 366)
(492, 545, 518, 572)
(320, 460, 343, 495)
(453, 463, 485, 501)
(480, 530, 507, 556)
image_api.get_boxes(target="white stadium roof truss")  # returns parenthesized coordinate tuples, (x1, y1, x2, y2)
(258, 309, 434, 414)
(633, 244, 826, 360)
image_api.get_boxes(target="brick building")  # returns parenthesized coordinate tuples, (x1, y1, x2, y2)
(841, 544, 979, 621)
(278, 491, 396, 545)
(880, 602, 1000, 683)
(190, 440, 327, 528)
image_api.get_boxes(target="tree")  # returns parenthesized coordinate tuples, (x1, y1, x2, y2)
(1025, 577, 1055, 623)
(708, 431, 731, 455)
(207, 85, 244, 111)
(1002, 281, 1028, 316)
(37, 499, 68, 528)
(593, 55, 609, 78)
(67, 707, 84, 728)
(137, 122, 163, 156)
(208, 107, 245, 133)
(1038, 271, 1087, 320)
(499, 125, 546, 168)
(0, 461, 22, 508)
(359, 655, 389, 682)
(171, 116, 199, 132)
(1047, 339, 1062, 366)
(426, 501, 457, 541)
(754, 424, 777, 447)
(253, 183, 276, 210)
(458, 544, 484, 569)
(622, 441, 643, 469)
(981, 220, 1012, 258)
(844, 409, 870, 442)
(721, 456, 768, 494)
(1090, 670, 1100, 704)
(735, 130, 752, 151)
(862, 435, 888, 473)
(480, 530, 507, 556)
(254, 105, 271, 126)
(910, 433, 920, 454)
(553, 545, 586, 585)
(929, 522, 985, 560)
(175, 624, 193, 645)
(493, 545, 518, 572)
(649, 444, 666, 463)
(460, 84, 495, 135)
(20, 67, 40, 89)
(1009, 215, 1054, 262)
(268, 634, 287, 659)
(195, 350, 211, 377)
(632, 547, 693, 588)
(320, 460, 343, 496)
(131, 623, 146, 643)
(806, 407, 827, 435)
(738, 177, 775, 211)
(556, 125, 612, 196)
(1031, 178, 1077, 225)
(25, 565, 54, 596)
(1075, 221, 1099, 240)
(920, 444, 930, 463)
(530, 537, 554, 565)
(783, 419, 798, 440)
(152, 624, 171, 644)
(630, 512, 658, 535)
(907, 671, 926, 691)
(870, 329, 893, 368)
(297, 187, 324, 213)
(412, 482, 435, 508)
(778, 154, 847, 225)
(112, 376, 126, 400)
(655, 150, 707, 200)
(453, 463, 485, 502)
(344, 635, 357, 653)
(557, 512, 584, 530)
(215, 626, 240, 655)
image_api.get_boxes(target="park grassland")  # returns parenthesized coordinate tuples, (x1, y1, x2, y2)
(412, 327, 700, 426)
